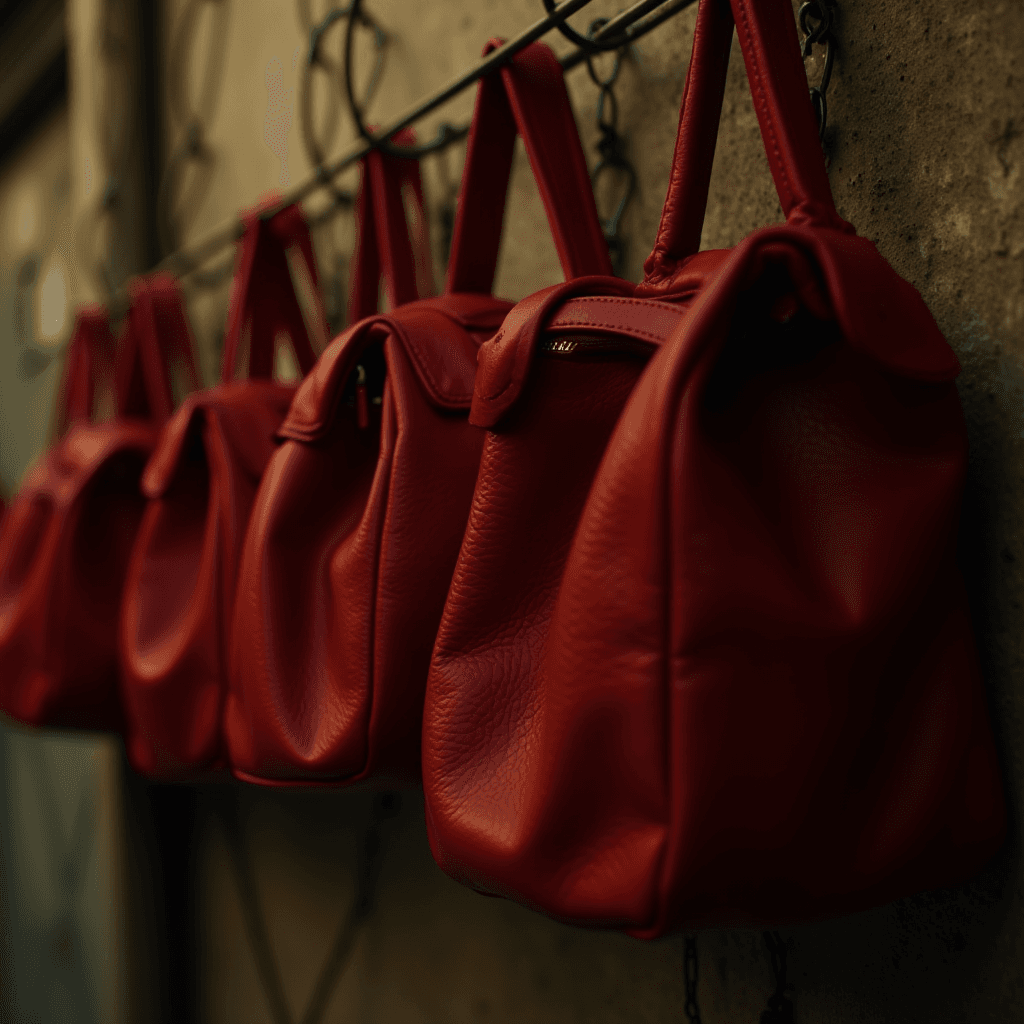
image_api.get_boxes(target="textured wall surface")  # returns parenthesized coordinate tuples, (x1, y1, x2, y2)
(40, 0, 1024, 1019)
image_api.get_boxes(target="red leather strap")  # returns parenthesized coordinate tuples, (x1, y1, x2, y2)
(446, 40, 612, 295)
(728, 0, 843, 227)
(116, 276, 194, 424)
(545, 295, 689, 344)
(220, 198, 323, 382)
(643, 0, 735, 278)
(146, 273, 203, 393)
(56, 305, 114, 436)
(644, 0, 849, 286)
(347, 127, 432, 324)
(470, 276, 639, 428)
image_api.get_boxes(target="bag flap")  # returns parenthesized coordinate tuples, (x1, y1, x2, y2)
(19, 420, 158, 509)
(279, 295, 512, 442)
(142, 381, 297, 498)
(724, 226, 961, 382)
(470, 277, 690, 428)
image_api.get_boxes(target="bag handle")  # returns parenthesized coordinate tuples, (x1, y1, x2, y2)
(729, 0, 845, 228)
(445, 39, 613, 295)
(642, 0, 735, 280)
(347, 127, 434, 324)
(643, 0, 849, 284)
(56, 305, 114, 437)
(116, 274, 202, 424)
(220, 199, 325, 383)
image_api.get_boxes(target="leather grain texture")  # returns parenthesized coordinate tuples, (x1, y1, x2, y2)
(117, 156, 427, 779)
(422, 0, 1005, 936)
(224, 40, 610, 787)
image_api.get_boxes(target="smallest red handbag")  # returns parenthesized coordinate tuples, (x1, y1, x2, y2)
(0, 281, 198, 731)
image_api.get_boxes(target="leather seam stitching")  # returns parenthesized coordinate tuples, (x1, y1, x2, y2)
(734, 0, 795, 212)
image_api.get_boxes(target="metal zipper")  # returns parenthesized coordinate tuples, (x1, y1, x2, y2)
(539, 333, 657, 357)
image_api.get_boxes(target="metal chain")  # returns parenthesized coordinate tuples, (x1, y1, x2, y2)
(216, 790, 399, 1024)
(760, 931, 795, 1024)
(299, 2, 388, 208)
(343, 0, 468, 160)
(684, 934, 702, 1024)
(798, 0, 837, 143)
(298, 1, 391, 334)
(157, 0, 232, 282)
(585, 18, 637, 278)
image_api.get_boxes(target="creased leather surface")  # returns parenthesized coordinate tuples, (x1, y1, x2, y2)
(423, 266, 717, 915)
(422, 0, 1005, 937)
(119, 381, 296, 777)
(225, 39, 609, 787)
(118, 190, 381, 778)
(225, 295, 513, 786)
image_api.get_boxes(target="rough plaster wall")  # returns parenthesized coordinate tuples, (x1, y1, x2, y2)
(146, 0, 1024, 1021)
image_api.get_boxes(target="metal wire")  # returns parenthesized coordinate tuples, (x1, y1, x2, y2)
(215, 791, 398, 1024)
(141, 0, 697, 296)
(585, 17, 637, 276)
(542, 0, 677, 52)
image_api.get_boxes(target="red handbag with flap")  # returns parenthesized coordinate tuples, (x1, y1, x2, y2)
(224, 39, 611, 786)
(0, 279, 199, 731)
(422, 0, 1006, 935)
(118, 161, 429, 779)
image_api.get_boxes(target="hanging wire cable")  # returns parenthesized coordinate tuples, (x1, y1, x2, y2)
(138, 0, 696, 299)
(297, 2, 391, 331)
(584, 17, 638, 276)
(215, 790, 400, 1024)
(300, 2, 388, 214)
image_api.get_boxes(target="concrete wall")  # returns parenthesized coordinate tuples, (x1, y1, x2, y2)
(31, 0, 1024, 1020)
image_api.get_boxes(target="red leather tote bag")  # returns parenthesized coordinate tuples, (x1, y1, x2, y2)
(423, 0, 1006, 935)
(119, 153, 431, 780)
(118, 176, 423, 780)
(0, 279, 199, 731)
(224, 39, 611, 787)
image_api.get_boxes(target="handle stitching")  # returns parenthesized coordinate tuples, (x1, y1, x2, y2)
(734, 0, 795, 211)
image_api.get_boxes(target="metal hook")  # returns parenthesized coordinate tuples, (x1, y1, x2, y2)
(342, 0, 468, 159)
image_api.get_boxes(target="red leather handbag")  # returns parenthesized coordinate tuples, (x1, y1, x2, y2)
(0, 280, 199, 731)
(423, 0, 1006, 935)
(119, 149, 431, 780)
(224, 39, 611, 786)
(118, 201, 324, 778)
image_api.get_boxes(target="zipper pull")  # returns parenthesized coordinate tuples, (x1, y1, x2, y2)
(355, 364, 369, 429)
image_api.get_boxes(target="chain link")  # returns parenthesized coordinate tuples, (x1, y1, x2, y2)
(300, 3, 388, 201)
(798, 0, 837, 144)
(298, 2, 393, 334)
(760, 931, 796, 1024)
(683, 933, 702, 1024)
(585, 18, 637, 278)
